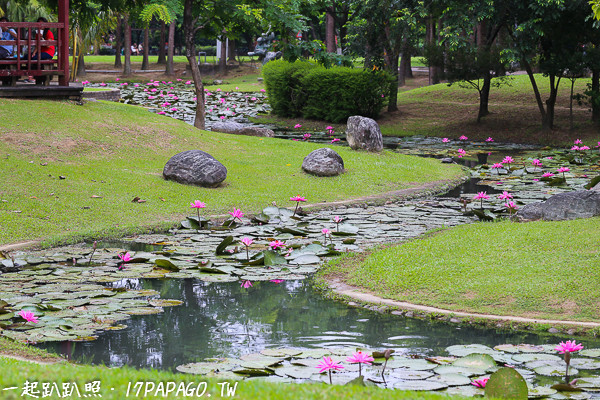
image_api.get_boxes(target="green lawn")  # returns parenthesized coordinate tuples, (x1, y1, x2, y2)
(83, 55, 261, 65)
(0, 99, 462, 247)
(379, 74, 598, 146)
(320, 218, 600, 322)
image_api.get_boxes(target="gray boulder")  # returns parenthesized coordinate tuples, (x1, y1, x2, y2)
(211, 122, 274, 137)
(346, 116, 383, 152)
(163, 150, 227, 188)
(517, 190, 600, 221)
(302, 148, 344, 177)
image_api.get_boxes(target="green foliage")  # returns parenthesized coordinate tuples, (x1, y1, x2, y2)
(139, 3, 174, 25)
(485, 367, 528, 400)
(263, 60, 392, 123)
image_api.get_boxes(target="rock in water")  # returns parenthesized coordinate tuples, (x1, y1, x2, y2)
(302, 148, 344, 177)
(211, 122, 275, 137)
(346, 116, 383, 152)
(163, 150, 227, 188)
(518, 190, 600, 221)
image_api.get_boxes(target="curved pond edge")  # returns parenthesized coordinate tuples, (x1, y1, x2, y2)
(0, 175, 468, 253)
(315, 271, 600, 338)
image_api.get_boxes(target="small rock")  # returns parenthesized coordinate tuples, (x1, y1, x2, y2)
(441, 158, 454, 164)
(391, 311, 403, 316)
(450, 318, 461, 323)
(347, 302, 358, 307)
(376, 306, 388, 313)
(346, 116, 383, 152)
(302, 148, 344, 177)
(163, 150, 227, 188)
(213, 79, 223, 85)
(567, 329, 577, 335)
(405, 311, 414, 318)
(257, 77, 263, 82)
(548, 327, 559, 334)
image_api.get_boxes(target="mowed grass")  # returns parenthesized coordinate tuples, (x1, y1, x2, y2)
(0, 99, 462, 246)
(320, 218, 600, 322)
(379, 74, 599, 146)
(0, 355, 467, 400)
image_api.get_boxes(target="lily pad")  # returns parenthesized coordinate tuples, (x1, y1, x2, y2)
(528, 387, 558, 398)
(176, 359, 238, 375)
(453, 353, 497, 370)
(148, 299, 183, 307)
(485, 367, 528, 400)
(393, 380, 448, 391)
(534, 365, 578, 377)
(390, 370, 434, 380)
(428, 373, 472, 386)
(274, 366, 314, 380)
(580, 349, 600, 358)
(446, 344, 495, 357)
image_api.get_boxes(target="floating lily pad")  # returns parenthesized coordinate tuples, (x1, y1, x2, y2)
(446, 344, 495, 357)
(512, 353, 562, 363)
(390, 370, 434, 380)
(148, 299, 183, 307)
(534, 365, 578, 377)
(528, 387, 558, 398)
(393, 380, 448, 391)
(580, 349, 600, 358)
(428, 373, 472, 386)
(485, 367, 528, 400)
(260, 348, 304, 357)
(453, 353, 497, 370)
(434, 365, 483, 377)
(176, 359, 238, 375)
(274, 366, 314, 379)
(387, 358, 437, 370)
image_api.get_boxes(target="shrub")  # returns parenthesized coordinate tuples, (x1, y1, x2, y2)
(262, 60, 391, 123)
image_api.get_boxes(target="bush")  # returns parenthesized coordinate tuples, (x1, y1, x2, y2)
(262, 60, 391, 123)
(197, 45, 216, 56)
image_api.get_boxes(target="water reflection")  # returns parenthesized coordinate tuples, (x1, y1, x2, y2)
(42, 279, 600, 371)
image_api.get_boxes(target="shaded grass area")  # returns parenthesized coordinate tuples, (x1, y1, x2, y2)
(0, 355, 466, 400)
(0, 337, 63, 364)
(0, 99, 462, 246)
(379, 74, 599, 146)
(319, 218, 600, 322)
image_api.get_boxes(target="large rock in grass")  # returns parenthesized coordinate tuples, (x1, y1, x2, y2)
(346, 116, 383, 152)
(211, 121, 275, 137)
(517, 190, 600, 221)
(302, 148, 344, 177)
(163, 150, 227, 188)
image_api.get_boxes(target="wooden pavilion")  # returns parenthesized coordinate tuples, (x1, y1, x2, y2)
(0, 0, 81, 99)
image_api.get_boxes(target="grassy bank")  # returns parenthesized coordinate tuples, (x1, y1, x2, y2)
(0, 354, 467, 400)
(378, 74, 598, 146)
(319, 218, 600, 322)
(0, 99, 462, 247)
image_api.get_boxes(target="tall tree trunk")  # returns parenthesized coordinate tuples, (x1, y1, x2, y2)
(405, 53, 413, 78)
(545, 75, 560, 130)
(427, 15, 439, 84)
(166, 21, 175, 76)
(398, 37, 411, 87)
(114, 15, 122, 68)
(219, 34, 227, 75)
(227, 39, 236, 63)
(141, 28, 149, 70)
(522, 57, 548, 128)
(76, 53, 86, 76)
(157, 21, 166, 65)
(592, 69, 600, 126)
(325, 6, 336, 53)
(123, 14, 132, 76)
(570, 78, 575, 130)
(184, 0, 205, 130)
(387, 53, 399, 112)
(477, 74, 491, 123)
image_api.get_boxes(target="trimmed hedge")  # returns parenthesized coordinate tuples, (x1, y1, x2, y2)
(262, 60, 391, 123)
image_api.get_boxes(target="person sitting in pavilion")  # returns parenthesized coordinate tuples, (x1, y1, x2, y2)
(30, 17, 55, 60)
(0, 17, 17, 59)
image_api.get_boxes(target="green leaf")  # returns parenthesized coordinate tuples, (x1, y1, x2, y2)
(154, 259, 180, 272)
(485, 367, 528, 400)
(263, 250, 286, 266)
(216, 236, 235, 255)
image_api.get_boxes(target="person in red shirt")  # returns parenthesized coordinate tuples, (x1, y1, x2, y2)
(31, 17, 54, 60)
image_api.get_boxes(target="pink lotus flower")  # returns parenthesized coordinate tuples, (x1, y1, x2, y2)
(229, 208, 244, 221)
(471, 378, 489, 388)
(542, 172, 555, 178)
(251, 97, 257, 101)
(322, 228, 331, 235)
(303, 133, 312, 141)
(331, 138, 340, 143)
(269, 240, 286, 250)
(118, 252, 132, 262)
(556, 340, 584, 354)
(498, 191, 513, 200)
(294, 124, 302, 129)
(442, 138, 450, 143)
(505, 201, 518, 215)
(316, 356, 344, 384)
(170, 108, 178, 112)
(260, 89, 266, 92)
(532, 159, 543, 171)
(571, 146, 580, 151)
(99, 83, 107, 87)
(333, 216, 343, 223)
(457, 148, 466, 158)
(485, 137, 494, 142)
(491, 163, 503, 170)
(459, 135, 468, 140)
(502, 156, 514, 164)
(220, 116, 226, 120)
(270, 279, 284, 284)
(216, 88, 221, 91)
(290, 195, 306, 216)
(116, 78, 120, 81)
(580, 145, 590, 150)
(322, 228, 331, 244)
(241, 237, 253, 247)
(18, 310, 39, 324)
(235, 86, 239, 90)
(346, 351, 374, 376)
(241, 280, 252, 288)
(474, 191, 490, 208)
(557, 167, 570, 179)
(546, 156, 554, 160)
(157, 111, 166, 115)
(191, 200, 206, 209)
(574, 139, 583, 144)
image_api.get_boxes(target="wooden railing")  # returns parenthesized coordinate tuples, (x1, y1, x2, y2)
(0, 22, 68, 85)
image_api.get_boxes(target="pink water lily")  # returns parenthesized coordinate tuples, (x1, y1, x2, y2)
(442, 138, 450, 143)
(557, 166, 570, 179)
(269, 240, 286, 250)
(574, 139, 583, 144)
(474, 191, 490, 208)
(542, 172, 555, 178)
(303, 133, 312, 141)
(322, 228, 332, 245)
(333, 216, 343, 231)
(571, 145, 580, 151)
(326, 126, 334, 134)
(471, 378, 489, 388)
(316, 356, 344, 384)
(241, 237, 253, 261)
(556, 340, 583, 354)
(331, 138, 340, 143)
(346, 351, 374, 376)
(260, 88, 266, 92)
(580, 145, 590, 150)
(502, 156, 514, 165)
(270, 279, 285, 284)
(241, 280, 252, 289)
(118, 252, 132, 262)
(505, 201, 518, 215)
(290, 195, 306, 216)
(532, 159, 543, 171)
(229, 208, 244, 222)
(459, 135, 468, 140)
(18, 310, 39, 324)
(457, 148, 466, 158)
(294, 124, 302, 129)
(491, 162, 503, 171)
(485, 137, 494, 142)
(498, 191, 513, 201)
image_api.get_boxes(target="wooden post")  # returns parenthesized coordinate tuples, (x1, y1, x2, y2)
(58, 0, 69, 86)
